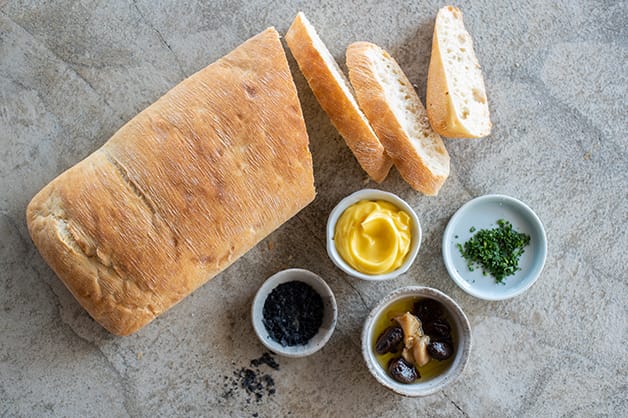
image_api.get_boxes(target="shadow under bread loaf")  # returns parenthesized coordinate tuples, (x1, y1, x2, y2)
(26, 27, 315, 336)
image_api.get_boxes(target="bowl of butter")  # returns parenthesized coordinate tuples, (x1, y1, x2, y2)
(326, 189, 421, 281)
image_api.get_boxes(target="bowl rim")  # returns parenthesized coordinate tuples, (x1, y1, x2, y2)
(361, 286, 472, 397)
(326, 189, 422, 281)
(442, 194, 548, 301)
(251, 268, 337, 357)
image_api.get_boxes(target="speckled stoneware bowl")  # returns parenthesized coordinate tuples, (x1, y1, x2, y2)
(326, 189, 422, 281)
(362, 286, 471, 397)
(251, 268, 337, 358)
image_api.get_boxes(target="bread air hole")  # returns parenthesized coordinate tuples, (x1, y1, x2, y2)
(461, 108, 470, 119)
(472, 88, 486, 103)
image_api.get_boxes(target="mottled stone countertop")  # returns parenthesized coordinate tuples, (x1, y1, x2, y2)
(1, 1, 626, 416)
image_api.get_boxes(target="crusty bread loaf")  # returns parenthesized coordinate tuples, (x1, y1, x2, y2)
(426, 5, 491, 138)
(26, 28, 315, 336)
(285, 12, 392, 183)
(346, 42, 450, 196)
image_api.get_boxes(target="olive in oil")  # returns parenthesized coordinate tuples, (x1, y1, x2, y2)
(371, 297, 456, 381)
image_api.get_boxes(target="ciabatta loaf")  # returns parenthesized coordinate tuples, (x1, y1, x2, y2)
(426, 6, 491, 138)
(346, 42, 450, 196)
(26, 28, 315, 336)
(285, 12, 392, 183)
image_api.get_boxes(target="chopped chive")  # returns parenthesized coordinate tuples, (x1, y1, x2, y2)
(457, 219, 531, 284)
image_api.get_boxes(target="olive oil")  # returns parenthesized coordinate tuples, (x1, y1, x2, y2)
(371, 297, 455, 381)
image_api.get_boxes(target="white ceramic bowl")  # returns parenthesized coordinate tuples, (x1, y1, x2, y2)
(251, 268, 337, 357)
(362, 286, 471, 397)
(326, 189, 422, 281)
(442, 194, 547, 300)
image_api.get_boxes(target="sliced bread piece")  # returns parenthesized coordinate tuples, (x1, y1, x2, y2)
(426, 6, 491, 138)
(346, 42, 450, 196)
(285, 12, 392, 183)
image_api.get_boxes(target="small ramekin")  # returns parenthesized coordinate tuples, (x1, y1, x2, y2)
(326, 189, 421, 281)
(442, 194, 547, 300)
(362, 286, 472, 396)
(251, 268, 337, 357)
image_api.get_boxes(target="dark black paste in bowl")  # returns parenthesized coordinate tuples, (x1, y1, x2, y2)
(262, 281, 324, 346)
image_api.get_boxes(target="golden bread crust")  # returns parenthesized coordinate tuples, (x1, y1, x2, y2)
(426, 6, 491, 138)
(427, 28, 470, 137)
(285, 12, 392, 183)
(26, 27, 315, 336)
(347, 42, 449, 196)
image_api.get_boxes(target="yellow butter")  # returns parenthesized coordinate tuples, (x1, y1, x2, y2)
(334, 200, 412, 275)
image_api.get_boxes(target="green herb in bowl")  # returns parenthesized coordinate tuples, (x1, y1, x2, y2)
(456, 219, 531, 284)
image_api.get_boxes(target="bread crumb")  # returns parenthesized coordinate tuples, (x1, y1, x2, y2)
(583, 152, 591, 160)
(136, 351, 143, 360)
(267, 241, 274, 250)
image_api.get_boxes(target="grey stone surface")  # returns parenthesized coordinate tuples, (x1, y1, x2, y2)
(1, 0, 626, 416)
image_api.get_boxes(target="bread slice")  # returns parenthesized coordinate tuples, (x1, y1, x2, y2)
(285, 12, 392, 183)
(346, 42, 450, 196)
(26, 28, 315, 336)
(426, 5, 491, 138)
